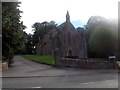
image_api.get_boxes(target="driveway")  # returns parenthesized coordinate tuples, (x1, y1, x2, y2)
(2, 56, 119, 88)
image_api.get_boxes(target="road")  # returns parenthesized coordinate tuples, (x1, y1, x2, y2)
(2, 56, 119, 88)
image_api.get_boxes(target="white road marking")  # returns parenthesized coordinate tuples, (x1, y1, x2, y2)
(82, 82, 95, 84)
(31, 86, 41, 88)
(82, 79, 118, 85)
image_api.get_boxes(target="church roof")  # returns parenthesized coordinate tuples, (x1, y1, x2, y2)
(43, 11, 77, 43)
(43, 28, 58, 43)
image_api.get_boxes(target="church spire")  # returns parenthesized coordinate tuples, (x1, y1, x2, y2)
(66, 10, 70, 22)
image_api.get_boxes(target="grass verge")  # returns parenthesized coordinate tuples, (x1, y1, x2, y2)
(21, 55, 55, 65)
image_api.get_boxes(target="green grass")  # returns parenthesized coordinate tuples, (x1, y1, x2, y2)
(21, 55, 55, 65)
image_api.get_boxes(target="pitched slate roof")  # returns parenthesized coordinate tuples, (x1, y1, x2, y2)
(43, 20, 77, 43)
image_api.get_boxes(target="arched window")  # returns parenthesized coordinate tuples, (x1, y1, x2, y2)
(67, 32, 71, 45)
(49, 33, 52, 39)
(64, 35, 66, 44)
(68, 50, 72, 56)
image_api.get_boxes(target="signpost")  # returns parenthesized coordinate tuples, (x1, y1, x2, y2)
(108, 56, 116, 69)
(109, 56, 116, 59)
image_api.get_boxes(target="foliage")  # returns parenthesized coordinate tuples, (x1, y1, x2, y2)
(2, 2, 26, 65)
(32, 21, 57, 54)
(25, 33, 34, 54)
(86, 16, 118, 58)
(21, 55, 54, 65)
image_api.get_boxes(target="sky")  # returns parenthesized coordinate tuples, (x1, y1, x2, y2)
(19, 0, 119, 34)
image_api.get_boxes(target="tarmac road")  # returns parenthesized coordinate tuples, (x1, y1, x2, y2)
(2, 56, 119, 88)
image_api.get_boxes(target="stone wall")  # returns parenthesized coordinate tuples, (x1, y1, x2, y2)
(61, 58, 118, 69)
(0, 61, 2, 70)
(2, 61, 8, 70)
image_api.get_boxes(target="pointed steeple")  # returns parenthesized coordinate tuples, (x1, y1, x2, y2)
(66, 10, 70, 22)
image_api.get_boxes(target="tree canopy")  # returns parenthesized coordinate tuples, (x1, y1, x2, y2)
(2, 2, 26, 65)
(86, 16, 118, 58)
(32, 21, 57, 54)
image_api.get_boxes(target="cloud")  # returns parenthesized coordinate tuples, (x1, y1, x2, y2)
(19, 0, 118, 33)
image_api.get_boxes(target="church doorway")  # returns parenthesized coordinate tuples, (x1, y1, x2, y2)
(68, 50, 72, 56)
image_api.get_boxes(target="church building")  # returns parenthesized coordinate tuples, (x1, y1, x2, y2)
(36, 11, 87, 58)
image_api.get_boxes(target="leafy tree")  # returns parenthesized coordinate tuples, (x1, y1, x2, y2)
(89, 26, 117, 58)
(86, 16, 118, 58)
(32, 21, 57, 55)
(2, 2, 26, 65)
(25, 33, 34, 54)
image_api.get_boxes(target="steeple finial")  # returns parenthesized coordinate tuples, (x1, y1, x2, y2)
(66, 10, 70, 22)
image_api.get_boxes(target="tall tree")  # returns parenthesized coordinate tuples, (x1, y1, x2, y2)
(25, 33, 34, 54)
(2, 2, 26, 65)
(32, 21, 57, 55)
(86, 16, 118, 58)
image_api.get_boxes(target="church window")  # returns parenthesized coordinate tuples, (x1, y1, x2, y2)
(50, 33, 52, 39)
(64, 35, 66, 44)
(67, 32, 71, 45)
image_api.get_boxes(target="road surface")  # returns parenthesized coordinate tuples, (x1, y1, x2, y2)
(2, 56, 119, 88)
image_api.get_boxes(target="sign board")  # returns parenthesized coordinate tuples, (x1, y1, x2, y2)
(109, 56, 116, 59)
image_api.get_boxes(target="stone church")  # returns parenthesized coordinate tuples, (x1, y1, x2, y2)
(36, 11, 87, 58)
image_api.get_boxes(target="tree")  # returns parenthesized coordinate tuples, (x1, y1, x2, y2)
(2, 2, 26, 65)
(32, 21, 57, 55)
(89, 26, 117, 58)
(86, 16, 118, 58)
(25, 33, 34, 54)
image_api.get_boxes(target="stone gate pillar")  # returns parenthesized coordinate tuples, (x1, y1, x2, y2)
(53, 48, 62, 66)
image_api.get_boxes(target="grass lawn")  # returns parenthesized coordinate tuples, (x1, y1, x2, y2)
(21, 55, 55, 65)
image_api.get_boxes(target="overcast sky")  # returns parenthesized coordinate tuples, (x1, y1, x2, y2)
(19, 0, 119, 34)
